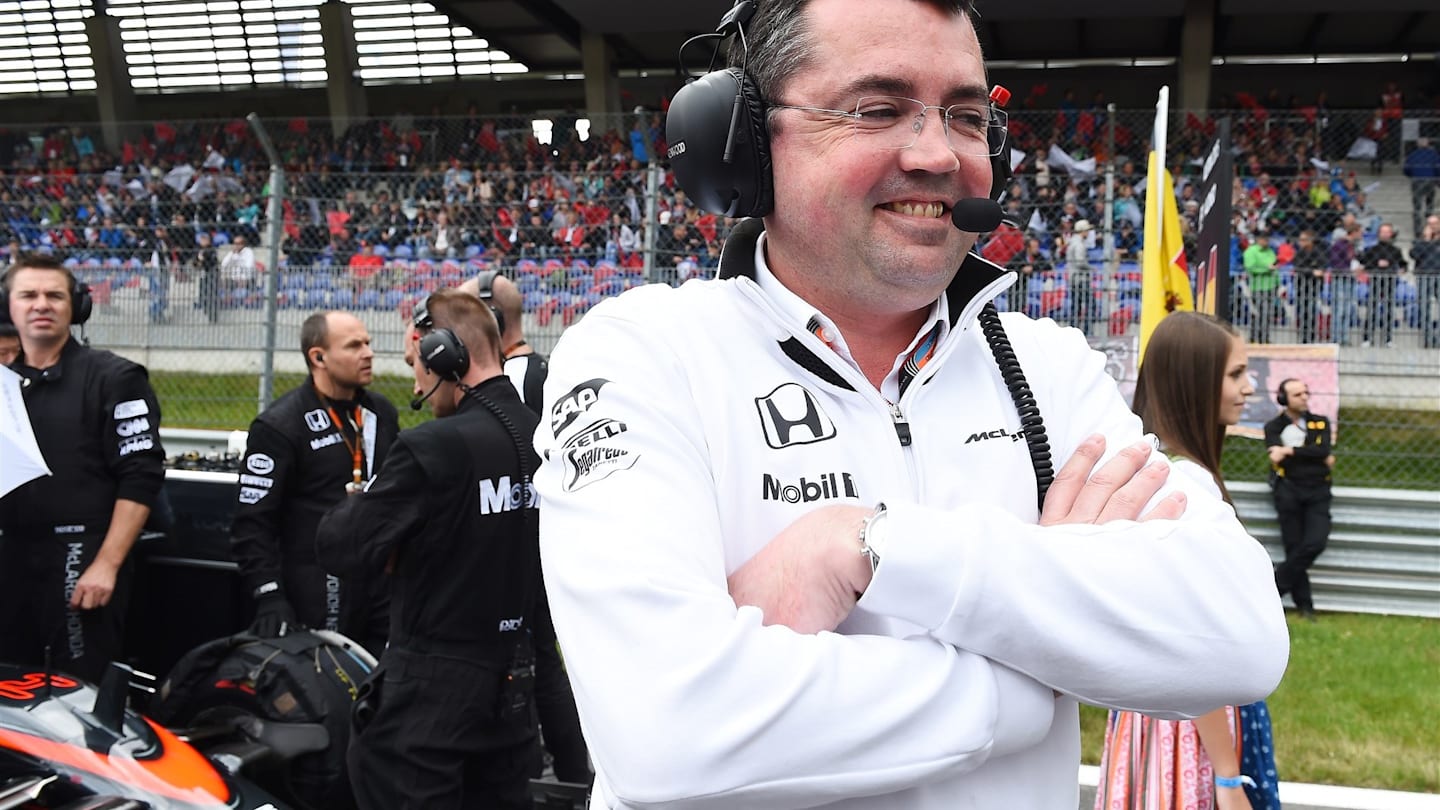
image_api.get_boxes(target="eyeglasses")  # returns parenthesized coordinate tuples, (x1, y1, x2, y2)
(769, 95, 1007, 157)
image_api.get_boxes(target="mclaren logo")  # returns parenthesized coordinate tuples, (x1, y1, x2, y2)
(755, 383, 837, 449)
(964, 427, 1026, 444)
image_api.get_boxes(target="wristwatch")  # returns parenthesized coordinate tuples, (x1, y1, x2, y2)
(857, 502, 890, 575)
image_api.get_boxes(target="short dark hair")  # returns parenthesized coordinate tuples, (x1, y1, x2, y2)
(301, 311, 330, 369)
(3, 253, 73, 293)
(0, 321, 17, 340)
(732, 0, 977, 104)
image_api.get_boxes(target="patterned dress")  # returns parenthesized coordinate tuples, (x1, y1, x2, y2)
(1094, 706, 1238, 810)
(1094, 459, 1284, 810)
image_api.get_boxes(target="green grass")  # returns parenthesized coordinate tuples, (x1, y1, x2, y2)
(151, 371, 432, 431)
(1223, 407, 1440, 490)
(1080, 612, 1440, 792)
(155, 372, 1440, 490)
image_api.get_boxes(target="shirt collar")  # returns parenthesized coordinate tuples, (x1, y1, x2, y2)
(753, 230, 949, 402)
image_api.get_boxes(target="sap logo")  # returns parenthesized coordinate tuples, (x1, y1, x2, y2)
(238, 486, 269, 505)
(246, 453, 276, 475)
(239, 474, 273, 488)
(304, 409, 331, 433)
(562, 418, 638, 492)
(115, 416, 150, 437)
(667, 141, 686, 159)
(964, 427, 1026, 444)
(113, 399, 149, 419)
(118, 435, 154, 457)
(479, 476, 538, 515)
(762, 472, 858, 504)
(551, 378, 610, 435)
(310, 433, 342, 451)
(497, 617, 524, 632)
(755, 383, 837, 449)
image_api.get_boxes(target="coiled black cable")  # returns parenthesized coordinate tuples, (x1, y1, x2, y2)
(977, 302, 1054, 511)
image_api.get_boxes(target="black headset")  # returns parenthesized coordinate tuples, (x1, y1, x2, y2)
(1276, 378, 1298, 408)
(0, 267, 93, 327)
(473, 269, 506, 336)
(665, 0, 1013, 218)
(412, 296, 471, 382)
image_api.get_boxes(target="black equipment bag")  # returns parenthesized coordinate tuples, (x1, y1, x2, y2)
(150, 630, 375, 810)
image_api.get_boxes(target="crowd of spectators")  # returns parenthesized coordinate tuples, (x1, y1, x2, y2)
(0, 83, 1436, 339)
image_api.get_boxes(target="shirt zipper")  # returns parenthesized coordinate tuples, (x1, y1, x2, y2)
(889, 401, 912, 447)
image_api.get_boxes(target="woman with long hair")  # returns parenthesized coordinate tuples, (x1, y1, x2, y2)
(1095, 311, 1282, 810)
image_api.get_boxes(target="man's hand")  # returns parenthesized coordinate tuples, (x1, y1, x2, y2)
(250, 593, 300, 637)
(70, 560, 119, 610)
(1266, 445, 1293, 464)
(1040, 435, 1186, 526)
(728, 505, 872, 635)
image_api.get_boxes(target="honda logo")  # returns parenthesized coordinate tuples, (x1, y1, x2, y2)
(754, 383, 837, 449)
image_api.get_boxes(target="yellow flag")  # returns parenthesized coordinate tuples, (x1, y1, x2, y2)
(1138, 149, 1194, 362)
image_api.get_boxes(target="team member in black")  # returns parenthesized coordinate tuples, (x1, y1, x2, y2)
(0, 254, 165, 682)
(460, 270, 548, 413)
(230, 310, 399, 653)
(318, 290, 568, 809)
(1265, 378, 1335, 621)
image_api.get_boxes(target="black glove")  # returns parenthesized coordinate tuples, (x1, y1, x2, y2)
(250, 585, 299, 637)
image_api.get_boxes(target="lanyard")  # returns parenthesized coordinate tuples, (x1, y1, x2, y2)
(325, 403, 366, 485)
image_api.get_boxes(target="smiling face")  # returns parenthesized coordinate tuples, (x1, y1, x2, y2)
(762, 0, 990, 318)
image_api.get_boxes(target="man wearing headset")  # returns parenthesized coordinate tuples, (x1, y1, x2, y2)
(230, 311, 399, 654)
(532, 1, 1288, 808)
(1265, 378, 1334, 621)
(318, 290, 568, 809)
(459, 270, 549, 414)
(0, 254, 165, 682)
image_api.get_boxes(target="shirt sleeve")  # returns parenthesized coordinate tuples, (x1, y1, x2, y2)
(1293, 416, 1333, 459)
(858, 323, 1289, 719)
(535, 298, 1057, 809)
(530, 566, 591, 784)
(230, 420, 295, 592)
(315, 437, 427, 578)
(103, 362, 165, 508)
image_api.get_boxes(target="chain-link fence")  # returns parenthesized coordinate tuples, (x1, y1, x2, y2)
(3, 109, 1438, 487)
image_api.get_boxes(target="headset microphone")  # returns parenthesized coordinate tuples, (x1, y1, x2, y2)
(951, 198, 1004, 233)
(410, 378, 445, 411)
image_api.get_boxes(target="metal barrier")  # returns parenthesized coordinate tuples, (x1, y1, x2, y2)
(1231, 481, 1440, 618)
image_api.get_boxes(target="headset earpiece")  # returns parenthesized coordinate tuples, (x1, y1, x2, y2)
(667, 65, 772, 217)
(472, 270, 506, 335)
(1276, 379, 1295, 408)
(418, 327, 469, 382)
(69, 280, 92, 325)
